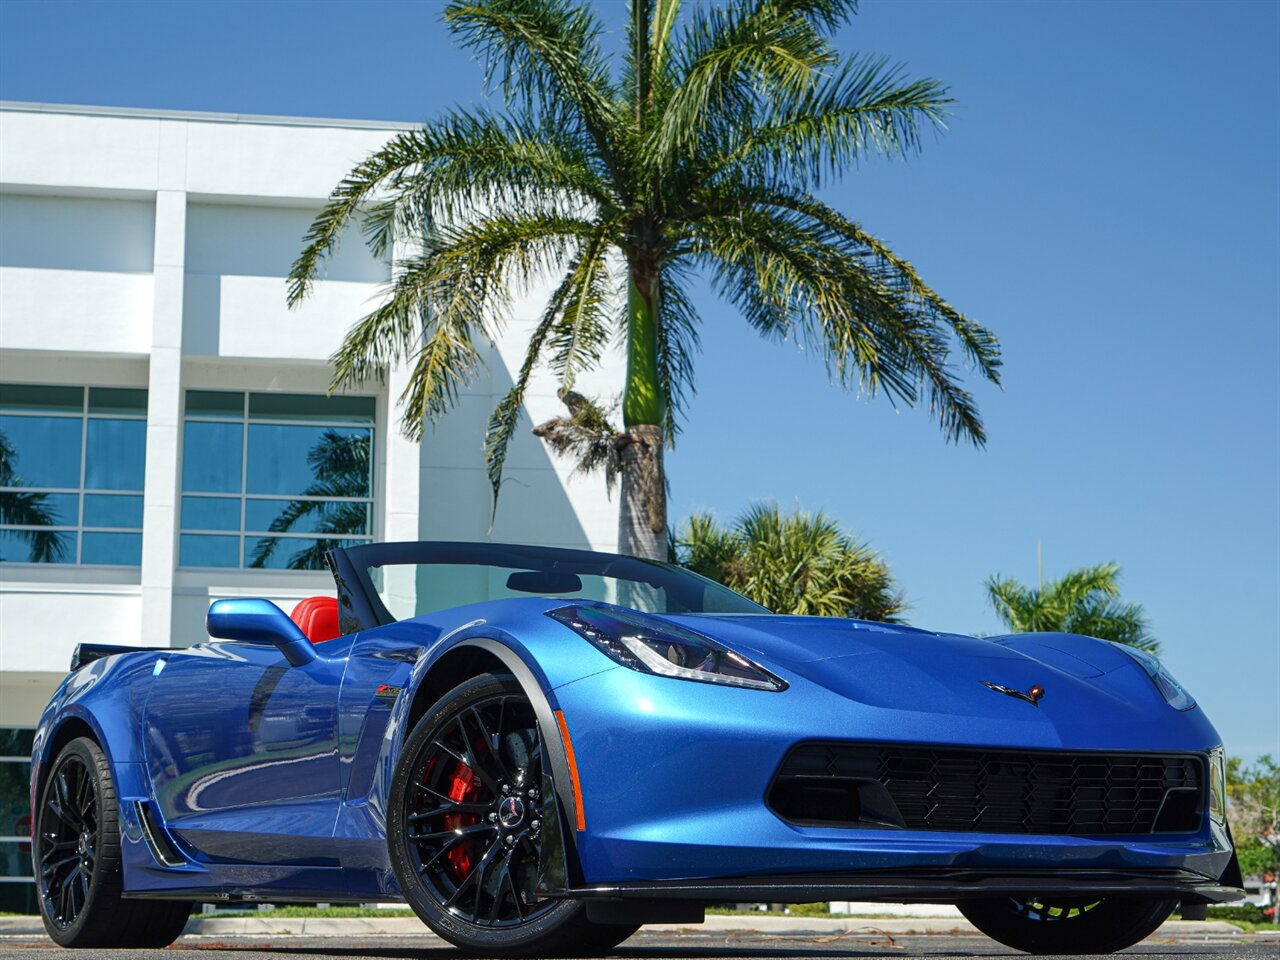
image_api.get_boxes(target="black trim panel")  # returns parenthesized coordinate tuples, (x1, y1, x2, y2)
(569, 868, 1245, 905)
(134, 801, 186, 867)
(70, 643, 157, 671)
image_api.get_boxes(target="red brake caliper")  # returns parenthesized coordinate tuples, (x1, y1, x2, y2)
(443, 762, 480, 881)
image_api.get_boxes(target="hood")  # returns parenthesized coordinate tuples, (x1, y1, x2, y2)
(661, 613, 1168, 723)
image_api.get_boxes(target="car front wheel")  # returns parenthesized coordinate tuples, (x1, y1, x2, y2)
(957, 895, 1177, 954)
(387, 673, 637, 956)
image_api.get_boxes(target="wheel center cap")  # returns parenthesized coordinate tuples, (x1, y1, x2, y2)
(498, 796, 525, 828)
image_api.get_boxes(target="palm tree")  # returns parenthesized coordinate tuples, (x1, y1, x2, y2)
(0, 430, 70, 563)
(289, 0, 1002, 560)
(676, 503, 906, 621)
(985, 562, 1158, 652)
(248, 429, 372, 570)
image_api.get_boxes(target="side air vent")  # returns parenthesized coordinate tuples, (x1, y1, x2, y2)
(769, 743, 1204, 836)
(135, 801, 186, 867)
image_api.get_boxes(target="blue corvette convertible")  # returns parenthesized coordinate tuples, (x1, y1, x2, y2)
(31, 541, 1242, 954)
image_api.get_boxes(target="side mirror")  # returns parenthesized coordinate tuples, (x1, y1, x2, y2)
(206, 598, 316, 667)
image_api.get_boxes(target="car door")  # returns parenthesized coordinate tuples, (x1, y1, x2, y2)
(142, 639, 345, 865)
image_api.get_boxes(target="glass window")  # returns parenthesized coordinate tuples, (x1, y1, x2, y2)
(185, 390, 244, 419)
(85, 419, 147, 490)
(82, 532, 144, 566)
(181, 496, 240, 531)
(83, 494, 143, 529)
(87, 387, 147, 416)
(0, 385, 146, 565)
(0, 729, 34, 911)
(179, 534, 240, 568)
(0, 415, 82, 488)
(0, 383, 82, 413)
(248, 392, 375, 423)
(182, 420, 242, 494)
(357, 545, 768, 622)
(179, 391, 375, 570)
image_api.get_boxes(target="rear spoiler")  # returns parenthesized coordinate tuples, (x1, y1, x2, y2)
(70, 644, 158, 672)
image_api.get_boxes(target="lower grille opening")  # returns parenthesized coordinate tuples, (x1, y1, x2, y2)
(768, 743, 1205, 836)
(1153, 787, 1201, 833)
(771, 780, 862, 825)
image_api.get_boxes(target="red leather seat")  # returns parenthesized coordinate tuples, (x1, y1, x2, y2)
(290, 596, 341, 644)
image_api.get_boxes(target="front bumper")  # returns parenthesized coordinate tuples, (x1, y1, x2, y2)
(551, 665, 1237, 888)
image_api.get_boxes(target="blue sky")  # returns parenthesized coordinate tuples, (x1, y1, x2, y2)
(2, 0, 1277, 761)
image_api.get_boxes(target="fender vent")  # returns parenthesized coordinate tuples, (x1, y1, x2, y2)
(770, 743, 1204, 836)
(135, 801, 186, 867)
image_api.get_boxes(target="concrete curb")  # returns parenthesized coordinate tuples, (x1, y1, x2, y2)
(0, 914, 1252, 939)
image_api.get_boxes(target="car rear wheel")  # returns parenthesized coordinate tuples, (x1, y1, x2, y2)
(35, 736, 193, 948)
(957, 895, 1176, 954)
(387, 673, 638, 956)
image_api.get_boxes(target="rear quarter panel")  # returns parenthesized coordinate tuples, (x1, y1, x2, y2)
(31, 650, 164, 830)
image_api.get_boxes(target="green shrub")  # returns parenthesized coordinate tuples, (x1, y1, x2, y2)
(785, 902, 834, 917)
(1204, 904, 1271, 924)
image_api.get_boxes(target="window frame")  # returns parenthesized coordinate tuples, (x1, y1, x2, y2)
(0, 728, 35, 898)
(179, 390, 378, 571)
(0, 384, 148, 568)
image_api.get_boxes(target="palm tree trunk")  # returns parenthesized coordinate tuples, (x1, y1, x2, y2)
(618, 269, 667, 560)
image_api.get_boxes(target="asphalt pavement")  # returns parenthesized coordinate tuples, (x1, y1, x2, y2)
(0, 925, 1274, 960)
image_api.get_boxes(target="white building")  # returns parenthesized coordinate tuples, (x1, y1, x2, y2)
(0, 101, 623, 908)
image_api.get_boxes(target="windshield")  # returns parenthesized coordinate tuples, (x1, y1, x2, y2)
(341, 542, 767, 621)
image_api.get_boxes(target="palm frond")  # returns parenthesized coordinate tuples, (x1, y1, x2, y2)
(650, 0, 855, 168)
(531, 390, 621, 490)
(288, 128, 443, 306)
(777, 194, 1002, 384)
(483, 253, 584, 505)
(654, 264, 700, 439)
(1052, 562, 1123, 607)
(689, 187, 993, 444)
(677, 502, 905, 621)
(444, 0, 624, 186)
(986, 562, 1156, 651)
(547, 228, 616, 390)
(986, 576, 1040, 632)
(289, 110, 613, 306)
(706, 54, 952, 188)
(331, 211, 600, 440)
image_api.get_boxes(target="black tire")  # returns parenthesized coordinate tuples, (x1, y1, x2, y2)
(958, 895, 1177, 954)
(388, 673, 639, 956)
(34, 736, 193, 948)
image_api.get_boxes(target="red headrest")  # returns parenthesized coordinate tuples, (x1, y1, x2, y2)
(290, 596, 341, 644)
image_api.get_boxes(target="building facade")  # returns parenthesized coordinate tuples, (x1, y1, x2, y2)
(0, 102, 622, 909)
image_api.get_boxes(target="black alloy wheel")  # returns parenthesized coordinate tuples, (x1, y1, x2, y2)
(38, 750, 97, 929)
(405, 687, 552, 926)
(34, 736, 193, 948)
(388, 673, 638, 956)
(958, 895, 1177, 954)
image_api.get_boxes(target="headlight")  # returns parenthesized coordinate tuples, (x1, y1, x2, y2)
(1208, 745, 1227, 825)
(548, 603, 787, 692)
(1110, 643, 1195, 711)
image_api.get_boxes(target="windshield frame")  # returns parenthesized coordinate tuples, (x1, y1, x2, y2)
(327, 540, 767, 629)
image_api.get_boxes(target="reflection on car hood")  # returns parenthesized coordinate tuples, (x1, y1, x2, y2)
(658, 613, 1164, 720)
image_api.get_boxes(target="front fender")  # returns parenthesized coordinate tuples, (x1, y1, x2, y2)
(335, 606, 616, 891)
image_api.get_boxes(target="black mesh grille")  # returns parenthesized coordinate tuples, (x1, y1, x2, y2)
(770, 743, 1204, 835)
